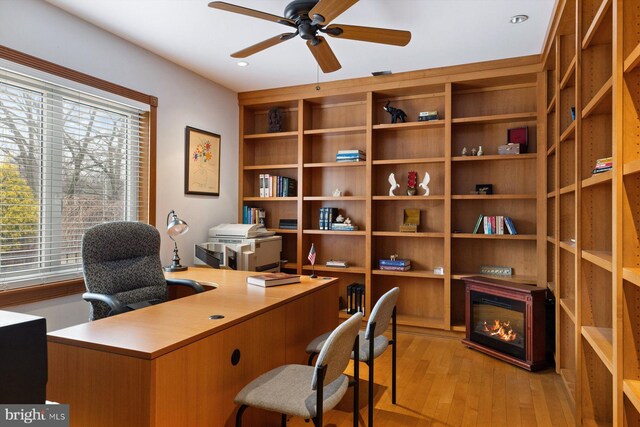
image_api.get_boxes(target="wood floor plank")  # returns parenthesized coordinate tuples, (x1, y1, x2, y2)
(285, 331, 574, 426)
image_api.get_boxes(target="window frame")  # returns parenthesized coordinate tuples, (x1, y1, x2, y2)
(0, 44, 157, 308)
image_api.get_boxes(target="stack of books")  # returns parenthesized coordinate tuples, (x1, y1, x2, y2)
(278, 219, 297, 230)
(347, 283, 365, 314)
(592, 157, 612, 174)
(243, 206, 266, 225)
(247, 272, 300, 287)
(418, 110, 439, 121)
(259, 174, 297, 197)
(336, 149, 365, 162)
(472, 214, 518, 235)
(326, 259, 348, 268)
(330, 222, 358, 231)
(378, 258, 411, 271)
(319, 207, 339, 230)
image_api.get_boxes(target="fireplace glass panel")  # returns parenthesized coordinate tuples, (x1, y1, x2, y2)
(470, 290, 526, 360)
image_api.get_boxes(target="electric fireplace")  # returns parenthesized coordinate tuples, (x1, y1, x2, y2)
(461, 276, 547, 371)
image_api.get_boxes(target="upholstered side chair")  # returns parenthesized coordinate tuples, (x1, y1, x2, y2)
(234, 312, 363, 427)
(306, 287, 399, 427)
(81, 221, 204, 320)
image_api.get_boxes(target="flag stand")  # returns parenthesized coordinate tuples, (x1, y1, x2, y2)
(308, 243, 317, 278)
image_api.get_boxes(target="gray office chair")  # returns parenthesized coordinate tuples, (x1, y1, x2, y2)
(234, 312, 363, 427)
(81, 221, 204, 320)
(306, 287, 399, 427)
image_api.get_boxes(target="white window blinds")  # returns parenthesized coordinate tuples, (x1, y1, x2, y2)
(0, 67, 149, 290)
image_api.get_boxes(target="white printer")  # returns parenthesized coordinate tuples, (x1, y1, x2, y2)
(194, 224, 282, 272)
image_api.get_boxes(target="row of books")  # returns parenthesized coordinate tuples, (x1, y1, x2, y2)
(242, 206, 266, 225)
(259, 174, 297, 197)
(278, 219, 297, 230)
(336, 149, 365, 162)
(378, 258, 411, 271)
(592, 156, 612, 174)
(472, 215, 518, 235)
(346, 283, 366, 315)
(319, 207, 338, 230)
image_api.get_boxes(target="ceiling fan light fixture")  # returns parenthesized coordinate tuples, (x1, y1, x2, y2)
(510, 14, 529, 24)
(237, 61, 249, 67)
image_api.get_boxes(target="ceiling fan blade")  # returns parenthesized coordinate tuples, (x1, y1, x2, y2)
(208, 2, 295, 27)
(309, 0, 359, 26)
(325, 24, 411, 46)
(307, 36, 341, 73)
(231, 33, 296, 58)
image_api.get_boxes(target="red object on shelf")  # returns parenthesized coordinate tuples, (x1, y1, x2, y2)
(507, 127, 528, 153)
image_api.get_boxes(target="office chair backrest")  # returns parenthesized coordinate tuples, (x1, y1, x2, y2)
(82, 221, 167, 320)
(312, 312, 363, 390)
(367, 287, 400, 339)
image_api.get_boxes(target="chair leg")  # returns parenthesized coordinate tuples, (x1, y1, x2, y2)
(313, 412, 323, 427)
(236, 405, 248, 427)
(353, 335, 360, 427)
(281, 413, 287, 427)
(392, 306, 397, 405)
(368, 358, 374, 427)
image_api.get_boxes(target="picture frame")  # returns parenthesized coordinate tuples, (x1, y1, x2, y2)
(185, 126, 221, 196)
(475, 184, 493, 195)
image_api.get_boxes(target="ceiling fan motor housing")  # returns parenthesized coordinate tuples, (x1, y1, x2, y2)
(285, 0, 321, 40)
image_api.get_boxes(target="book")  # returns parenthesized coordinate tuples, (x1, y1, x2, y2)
(379, 259, 410, 267)
(337, 149, 364, 155)
(496, 215, 504, 235)
(593, 166, 612, 174)
(489, 216, 496, 234)
(594, 162, 613, 169)
(330, 223, 359, 231)
(472, 214, 484, 234)
(336, 158, 366, 162)
(326, 260, 348, 268)
(247, 272, 301, 287)
(595, 156, 613, 164)
(504, 217, 518, 235)
(379, 265, 411, 271)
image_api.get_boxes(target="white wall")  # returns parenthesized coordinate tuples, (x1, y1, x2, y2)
(0, 0, 239, 330)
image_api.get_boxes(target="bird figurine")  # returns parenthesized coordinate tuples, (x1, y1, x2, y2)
(388, 173, 400, 196)
(419, 171, 431, 196)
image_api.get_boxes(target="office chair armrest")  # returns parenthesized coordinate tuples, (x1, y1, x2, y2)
(82, 292, 128, 316)
(166, 278, 205, 293)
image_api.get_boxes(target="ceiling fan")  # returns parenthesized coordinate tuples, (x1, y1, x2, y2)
(208, 0, 412, 73)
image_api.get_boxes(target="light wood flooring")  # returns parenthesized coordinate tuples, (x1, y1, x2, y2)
(290, 331, 575, 427)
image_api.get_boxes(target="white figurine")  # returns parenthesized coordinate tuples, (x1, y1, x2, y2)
(344, 217, 352, 225)
(419, 171, 431, 196)
(388, 172, 400, 196)
(477, 145, 484, 156)
(462, 147, 468, 156)
(471, 147, 477, 156)
(333, 188, 342, 197)
(335, 214, 345, 223)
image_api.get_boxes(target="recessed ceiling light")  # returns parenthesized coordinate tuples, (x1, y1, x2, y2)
(237, 61, 249, 67)
(510, 15, 529, 24)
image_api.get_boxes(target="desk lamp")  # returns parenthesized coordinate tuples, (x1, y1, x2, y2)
(163, 210, 189, 272)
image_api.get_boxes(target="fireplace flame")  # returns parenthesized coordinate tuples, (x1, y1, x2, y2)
(483, 319, 518, 342)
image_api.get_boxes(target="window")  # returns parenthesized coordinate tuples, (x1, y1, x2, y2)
(0, 67, 150, 290)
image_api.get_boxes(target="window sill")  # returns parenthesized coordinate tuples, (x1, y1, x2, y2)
(0, 279, 85, 308)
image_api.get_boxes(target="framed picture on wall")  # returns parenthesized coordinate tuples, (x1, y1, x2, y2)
(185, 126, 221, 196)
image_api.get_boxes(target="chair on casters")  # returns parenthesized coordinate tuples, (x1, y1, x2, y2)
(306, 287, 399, 427)
(234, 312, 363, 427)
(81, 221, 204, 321)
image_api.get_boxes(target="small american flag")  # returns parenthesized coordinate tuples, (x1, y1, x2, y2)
(307, 243, 316, 266)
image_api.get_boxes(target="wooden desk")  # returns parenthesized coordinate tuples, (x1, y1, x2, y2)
(47, 268, 338, 427)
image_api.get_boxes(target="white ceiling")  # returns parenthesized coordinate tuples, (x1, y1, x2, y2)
(44, 0, 556, 93)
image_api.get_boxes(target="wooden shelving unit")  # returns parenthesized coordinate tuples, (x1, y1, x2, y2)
(238, 60, 543, 334)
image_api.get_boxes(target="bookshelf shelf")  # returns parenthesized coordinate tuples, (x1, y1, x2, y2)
(451, 153, 537, 162)
(450, 273, 537, 283)
(560, 298, 576, 324)
(547, 95, 557, 114)
(303, 162, 365, 168)
(547, 236, 557, 244)
(560, 120, 576, 142)
(560, 55, 577, 90)
(623, 159, 640, 176)
(581, 0, 612, 49)
(581, 326, 614, 374)
(451, 194, 536, 200)
(244, 163, 297, 170)
(302, 265, 367, 274)
(559, 241, 577, 254)
(623, 268, 640, 288)
(303, 125, 367, 135)
(581, 77, 612, 120)
(372, 269, 445, 279)
(303, 196, 366, 201)
(372, 195, 445, 201)
(560, 184, 576, 194)
(243, 197, 297, 202)
(547, 144, 556, 156)
(624, 42, 640, 73)
(372, 231, 445, 238)
(582, 250, 613, 272)
(581, 170, 613, 188)
(244, 131, 298, 140)
(452, 233, 536, 240)
(548, 190, 557, 198)
(373, 120, 445, 131)
(303, 230, 366, 236)
(372, 157, 445, 165)
(270, 228, 297, 234)
(623, 380, 640, 414)
(451, 112, 537, 124)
